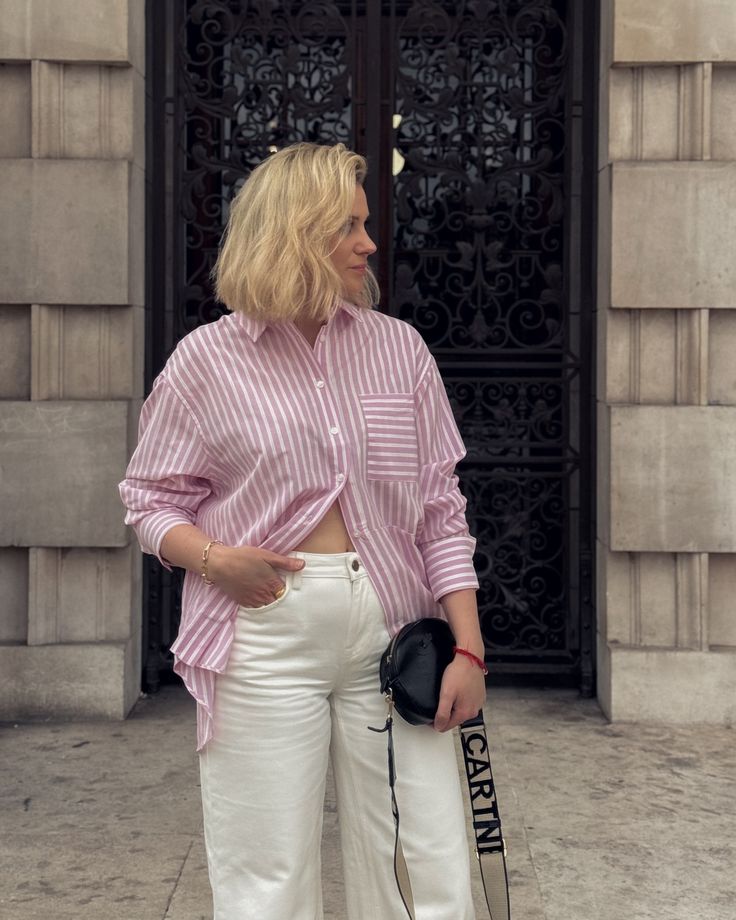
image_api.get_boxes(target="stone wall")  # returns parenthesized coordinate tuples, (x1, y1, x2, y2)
(0, 0, 145, 718)
(597, 0, 736, 723)
(2, 0, 735, 726)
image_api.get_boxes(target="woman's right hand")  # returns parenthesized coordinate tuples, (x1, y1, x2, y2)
(206, 544, 305, 608)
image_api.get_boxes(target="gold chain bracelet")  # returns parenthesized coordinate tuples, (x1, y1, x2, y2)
(201, 540, 224, 586)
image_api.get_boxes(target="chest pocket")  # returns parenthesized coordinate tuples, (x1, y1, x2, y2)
(359, 393, 420, 481)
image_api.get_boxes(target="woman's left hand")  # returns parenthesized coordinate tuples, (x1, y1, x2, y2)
(433, 655, 487, 732)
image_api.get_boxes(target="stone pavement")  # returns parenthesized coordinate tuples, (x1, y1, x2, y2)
(1, 684, 734, 920)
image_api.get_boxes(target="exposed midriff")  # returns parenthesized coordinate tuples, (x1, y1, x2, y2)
(292, 498, 355, 553)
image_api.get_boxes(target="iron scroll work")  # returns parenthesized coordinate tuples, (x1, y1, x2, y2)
(146, 0, 596, 692)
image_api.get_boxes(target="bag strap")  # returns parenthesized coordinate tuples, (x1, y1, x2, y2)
(370, 703, 510, 920)
(459, 713, 511, 920)
(368, 697, 415, 918)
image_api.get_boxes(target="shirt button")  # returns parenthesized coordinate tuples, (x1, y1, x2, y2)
(330, 426, 339, 435)
(315, 380, 325, 389)
(336, 473, 345, 483)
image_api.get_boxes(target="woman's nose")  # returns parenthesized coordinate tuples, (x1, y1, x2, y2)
(358, 231, 377, 255)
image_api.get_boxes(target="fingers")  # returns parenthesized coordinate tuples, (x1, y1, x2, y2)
(266, 575, 286, 595)
(255, 573, 286, 601)
(262, 550, 305, 571)
(433, 660, 485, 731)
(235, 556, 287, 606)
(240, 552, 297, 605)
(241, 576, 285, 609)
(435, 705, 478, 733)
(433, 693, 453, 732)
(210, 546, 296, 608)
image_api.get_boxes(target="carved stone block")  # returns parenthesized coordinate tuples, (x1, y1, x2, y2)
(31, 62, 144, 165)
(596, 167, 612, 314)
(609, 65, 712, 162)
(0, 305, 30, 399)
(599, 645, 736, 724)
(709, 310, 736, 405)
(708, 554, 736, 648)
(31, 305, 143, 400)
(28, 546, 137, 645)
(596, 541, 630, 645)
(712, 65, 736, 160)
(0, 638, 138, 720)
(0, 0, 31, 60)
(0, 0, 145, 73)
(606, 307, 711, 405)
(0, 159, 142, 306)
(612, 163, 736, 309)
(0, 401, 129, 546)
(596, 402, 611, 546)
(0, 63, 31, 157)
(597, 546, 707, 650)
(614, 0, 736, 65)
(603, 310, 677, 405)
(634, 553, 678, 648)
(0, 548, 28, 643)
(610, 406, 736, 552)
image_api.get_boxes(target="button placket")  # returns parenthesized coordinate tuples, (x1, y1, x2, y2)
(310, 371, 349, 491)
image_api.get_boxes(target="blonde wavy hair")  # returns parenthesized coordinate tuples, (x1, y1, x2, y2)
(212, 142, 380, 322)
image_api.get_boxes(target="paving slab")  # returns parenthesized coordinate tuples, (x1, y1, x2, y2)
(1, 684, 733, 919)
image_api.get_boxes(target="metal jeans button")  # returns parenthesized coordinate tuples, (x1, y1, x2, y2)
(351, 559, 360, 571)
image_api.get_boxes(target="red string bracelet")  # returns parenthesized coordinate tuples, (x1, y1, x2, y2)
(453, 646, 489, 675)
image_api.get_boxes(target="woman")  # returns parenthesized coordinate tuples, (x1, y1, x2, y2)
(119, 142, 486, 919)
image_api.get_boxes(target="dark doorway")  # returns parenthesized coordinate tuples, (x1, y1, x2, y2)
(145, 0, 597, 692)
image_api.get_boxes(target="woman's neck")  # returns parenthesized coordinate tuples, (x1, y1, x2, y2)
(294, 317, 326, 349)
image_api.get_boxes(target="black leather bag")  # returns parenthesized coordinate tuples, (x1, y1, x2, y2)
(379, 617, 455, 724)
(371, 616, 511, 920)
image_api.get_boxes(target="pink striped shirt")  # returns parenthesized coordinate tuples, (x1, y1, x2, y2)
(119, 300, 478, 749)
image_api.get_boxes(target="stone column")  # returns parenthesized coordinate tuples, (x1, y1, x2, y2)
(598, 0, 736, 722)
(0, 0, 145, 718)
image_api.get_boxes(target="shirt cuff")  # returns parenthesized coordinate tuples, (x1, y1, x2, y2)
(419, 532, 479, 602)
(130, 510, 196, 572)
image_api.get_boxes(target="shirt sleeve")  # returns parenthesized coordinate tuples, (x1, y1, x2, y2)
(118, 372, 214, 570)
(414, 353, 479, 601)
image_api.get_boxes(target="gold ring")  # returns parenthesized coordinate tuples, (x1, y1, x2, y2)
(274, 584, 286, 600)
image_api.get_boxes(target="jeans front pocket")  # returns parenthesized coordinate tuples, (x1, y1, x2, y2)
(236, 578, 292, 616)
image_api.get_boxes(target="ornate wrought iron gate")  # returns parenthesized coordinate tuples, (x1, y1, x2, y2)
(145, 0, 597, 692)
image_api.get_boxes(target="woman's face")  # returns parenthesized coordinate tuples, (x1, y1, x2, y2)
(330, 184, 377, 301)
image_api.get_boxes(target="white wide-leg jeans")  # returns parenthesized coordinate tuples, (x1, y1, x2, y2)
(199, 551, 476, 920)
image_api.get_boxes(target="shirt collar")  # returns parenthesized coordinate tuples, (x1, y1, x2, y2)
(336, 298, 366, 323)
(234, 299, 366, 343)
(234, 312, 268, 342)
